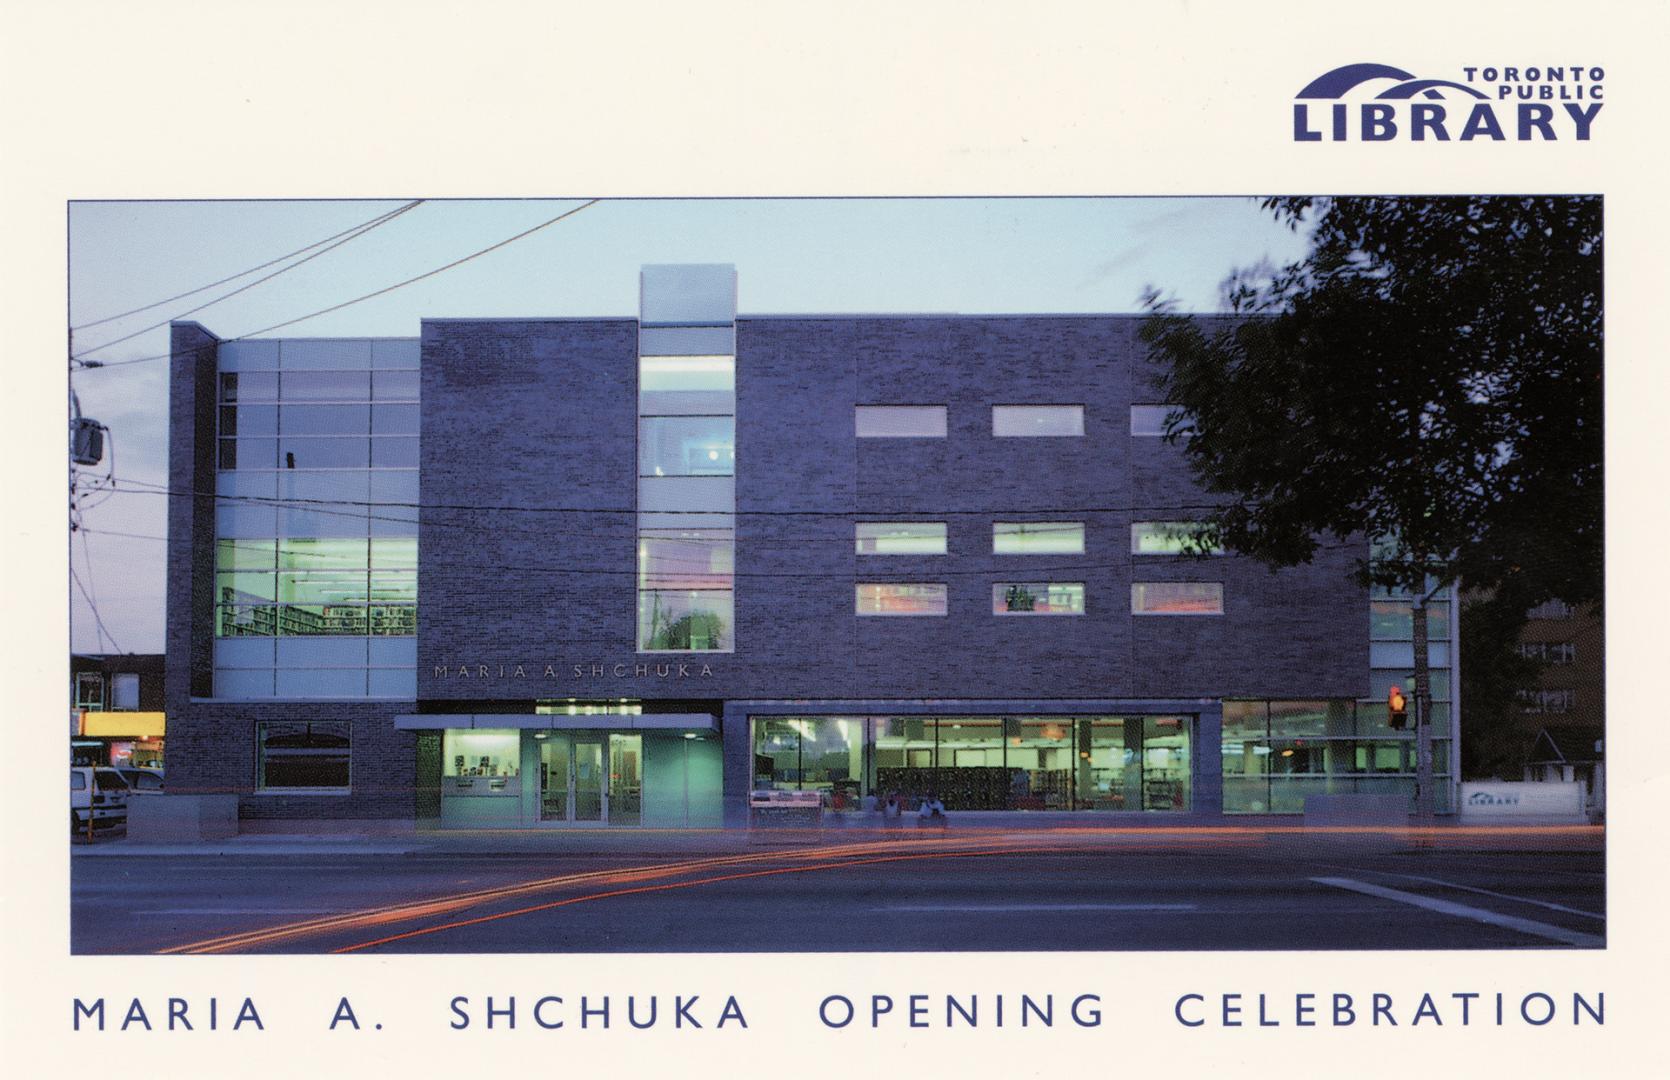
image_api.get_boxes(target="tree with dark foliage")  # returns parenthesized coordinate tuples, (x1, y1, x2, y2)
(1139, 196, 1602, 797)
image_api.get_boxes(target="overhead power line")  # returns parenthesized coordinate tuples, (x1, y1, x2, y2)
(71, 202, 423, 332)
(72, 201, 425, 361)
(71, 565, 123, 654)
(74, 199, 602, 370)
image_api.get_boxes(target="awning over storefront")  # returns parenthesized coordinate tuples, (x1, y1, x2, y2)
(394, 713, 717, 732)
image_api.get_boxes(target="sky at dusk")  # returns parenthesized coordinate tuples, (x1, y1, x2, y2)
(65, 197, 1310, 653)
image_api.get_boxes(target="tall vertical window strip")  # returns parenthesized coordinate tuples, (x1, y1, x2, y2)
(637, 268, 736, 653)
(212, 340, 419, 699)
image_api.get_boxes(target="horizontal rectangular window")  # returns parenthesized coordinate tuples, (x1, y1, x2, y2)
(278, 570, 370, 605)
(1517, 641, 1576, 664)
(257, 721, 350, 791)
(277, 437, 369, 469)
(639, 416, 735, 477)
(856, 522, 947, 555)
(1131, 521, 1223, 555)
(1369, 600, 1451, 641)
(219, 405, 278, 437)
(1527, 599, 1576, 620)
(856, 583, 948, 616)
(369, 340, 420, 370)
(279, 370, 371, 401)
(371, 404, 421, 435)
(855, 405, 947, 438)
(639, 327, 735, 356)
(372, 370, 421, 401)
(280, 340, 372, 370)
(1130, 404, 1192, 437)
(637, 590, 733, 651)
(639, 355, 735, 416)
(370, 537, 418, 569)
(220, 438, 277, 470)
(280, 404, 370, 435)
(1131, 581, 1223, 615)
(992, 405, 1084, 437)
(368, 571, 418, 603)
(992, 521, 1083, 555)
(217, 539, 277, 571)
(219, 371, 279, 403)
(278, 538, 370, 570)
(638, 475, 735, 513)
(370, 437, 420, 468)
(638, 530, 735, 590)
(217, 571, 277, 603)
(1517, 688, 1575, 713)
(993, 583, 1085, 615)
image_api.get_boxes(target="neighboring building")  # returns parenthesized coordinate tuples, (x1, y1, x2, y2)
(71, 653, 166, 768)
(1514, 600, 1603, 729)
(163, 265, 1460, 828)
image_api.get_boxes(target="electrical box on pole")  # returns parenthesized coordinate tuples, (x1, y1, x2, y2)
(71, 417, 105, 466)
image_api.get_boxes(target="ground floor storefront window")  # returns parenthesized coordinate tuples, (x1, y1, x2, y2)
(256, 721, 351, 792)
(432, 726, 714, 828)
(1221, 700, 1448, 813)
(750, 715, 1194, 811)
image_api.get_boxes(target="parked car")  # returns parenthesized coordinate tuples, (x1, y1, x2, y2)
(114, 767, 164, 794)
(71, 766, 130, 833)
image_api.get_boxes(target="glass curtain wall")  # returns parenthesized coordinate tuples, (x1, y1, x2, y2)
(636, 266, 737, 652)
(212, 339, 419, 698)
(1221, 699, 1435, 813)
(753, 716, 1193, 811)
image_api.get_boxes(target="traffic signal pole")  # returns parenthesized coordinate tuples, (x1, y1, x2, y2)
(1411, 589, 1434, 821)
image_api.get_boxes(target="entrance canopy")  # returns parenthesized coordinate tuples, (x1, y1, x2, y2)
(394, 712, 716, 732)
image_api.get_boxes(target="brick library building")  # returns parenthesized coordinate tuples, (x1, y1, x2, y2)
(164, 265, 1459, 829)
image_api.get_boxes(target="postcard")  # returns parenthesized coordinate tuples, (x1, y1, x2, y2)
(3, 3, 1663, 1077)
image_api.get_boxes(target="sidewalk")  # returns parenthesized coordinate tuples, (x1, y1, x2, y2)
(71, 811, 1603, 858)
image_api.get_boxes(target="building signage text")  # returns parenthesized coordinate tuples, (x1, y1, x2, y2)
(432, 662, 716, 681)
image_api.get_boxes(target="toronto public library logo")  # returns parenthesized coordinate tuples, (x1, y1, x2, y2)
(1293, 62, 1603, 141)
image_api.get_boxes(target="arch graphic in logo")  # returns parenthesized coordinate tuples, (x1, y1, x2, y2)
(1293, 62, 1603, 142)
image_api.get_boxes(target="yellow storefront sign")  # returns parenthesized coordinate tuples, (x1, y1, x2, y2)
(79, 711, 166, 738)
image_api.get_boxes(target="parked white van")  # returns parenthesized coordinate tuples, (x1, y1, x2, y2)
(71, 766, 130, 834)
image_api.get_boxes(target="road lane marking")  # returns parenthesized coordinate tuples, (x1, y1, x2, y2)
(1366, 872, 1604, 921)
(883, 903, 1197, 913)
(1310, 877, 1603, 947)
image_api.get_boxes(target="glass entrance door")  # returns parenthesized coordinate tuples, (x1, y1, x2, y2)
(537, 733, 642, 825)
(539, 738, 570, 822)
(572, 739, 605, 821)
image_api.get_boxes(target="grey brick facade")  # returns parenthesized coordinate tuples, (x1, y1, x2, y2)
(166, 306, 1371, 825)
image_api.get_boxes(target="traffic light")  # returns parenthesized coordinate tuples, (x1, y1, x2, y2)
(1388, 685, 1409, 730)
